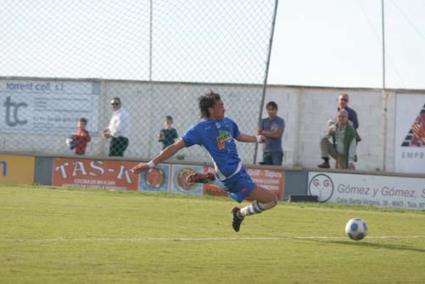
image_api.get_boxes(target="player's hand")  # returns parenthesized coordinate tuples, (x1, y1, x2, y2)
(131, 163, 150, 174)
(256, 134, 266, 143)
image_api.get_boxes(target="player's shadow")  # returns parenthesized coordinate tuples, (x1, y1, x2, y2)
(310, 239, 425, 253)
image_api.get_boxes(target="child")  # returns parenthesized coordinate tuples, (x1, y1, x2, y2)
(73, 118, 91, 155)
(158, 115, 178, 149)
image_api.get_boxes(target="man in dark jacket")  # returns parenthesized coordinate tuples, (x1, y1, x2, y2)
(338, 94, 360, 141)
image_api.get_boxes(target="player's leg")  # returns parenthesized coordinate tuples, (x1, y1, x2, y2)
(238, 185, 277, 217)
(229, 168, 277, 231)
(247, 185, 276, 203)
(231, 185, 277, 232)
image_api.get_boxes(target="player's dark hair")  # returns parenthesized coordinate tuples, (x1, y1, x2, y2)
(266, 101, 278, 110)
(199, 91, 221, 118)
(79, 117, 88, 125)
(165, 115, 173, 122)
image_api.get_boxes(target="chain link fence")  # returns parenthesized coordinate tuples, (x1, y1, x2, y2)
(0, 1, 278, 164)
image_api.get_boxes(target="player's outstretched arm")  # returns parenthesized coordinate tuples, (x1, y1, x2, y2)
(132, 139, 186, 174)
(236, 133, 266, 144)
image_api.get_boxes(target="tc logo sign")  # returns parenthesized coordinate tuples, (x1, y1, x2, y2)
(3, 96, 28, 127)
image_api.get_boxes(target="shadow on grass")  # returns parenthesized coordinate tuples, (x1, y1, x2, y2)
(308, 239, 425, 253)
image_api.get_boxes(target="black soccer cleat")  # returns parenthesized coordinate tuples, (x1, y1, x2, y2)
(231, 207, 244, 232)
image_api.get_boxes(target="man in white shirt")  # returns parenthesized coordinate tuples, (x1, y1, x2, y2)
(102, 97, 131, 157)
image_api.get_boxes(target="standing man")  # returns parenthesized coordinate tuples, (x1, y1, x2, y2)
(102, 97, 131, 157)
(258, 101, 285, 165)
(318, 109, 357, 169)
(132, 91, 277, 232)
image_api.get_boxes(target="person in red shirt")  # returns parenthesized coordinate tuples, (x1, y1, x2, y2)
(74, 118, 91, 155)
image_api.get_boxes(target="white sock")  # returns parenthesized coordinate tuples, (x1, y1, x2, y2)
(239, 201, 276, 218)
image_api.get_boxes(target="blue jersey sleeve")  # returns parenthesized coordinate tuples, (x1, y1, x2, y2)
(231, 119, 240, 138)
(182, 125, 202, 147)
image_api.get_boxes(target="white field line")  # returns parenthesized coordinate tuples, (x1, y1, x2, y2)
(3, 235, 425, 243)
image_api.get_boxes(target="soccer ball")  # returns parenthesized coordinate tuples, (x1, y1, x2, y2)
(345, 218, 368, 241)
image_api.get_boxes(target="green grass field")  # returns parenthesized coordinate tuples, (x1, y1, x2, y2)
(1, 185, 425, 283)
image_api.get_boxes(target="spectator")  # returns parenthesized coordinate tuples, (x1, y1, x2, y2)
(258, 101, 285, 165)
(102, 97, 131, 157)
(74, 118, 91, 155)
(338, 93, 361, 142)
(411, 110, 425, 146)
(318, 109, 357, 170)
(158, 115, 178, 149)
(66, 118, 91, 155)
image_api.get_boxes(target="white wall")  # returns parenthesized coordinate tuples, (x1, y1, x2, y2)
(1, 77, 423, 172)
(264, 85, 398, 171)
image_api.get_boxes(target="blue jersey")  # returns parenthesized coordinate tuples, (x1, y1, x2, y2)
(182, 117, 241, 178)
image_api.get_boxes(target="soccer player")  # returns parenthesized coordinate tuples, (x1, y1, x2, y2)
(132, 91, 277, 232)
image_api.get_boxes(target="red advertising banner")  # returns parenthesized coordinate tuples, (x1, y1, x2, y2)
(53, 158, 139, 190)
(246, 167, 285, 199)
